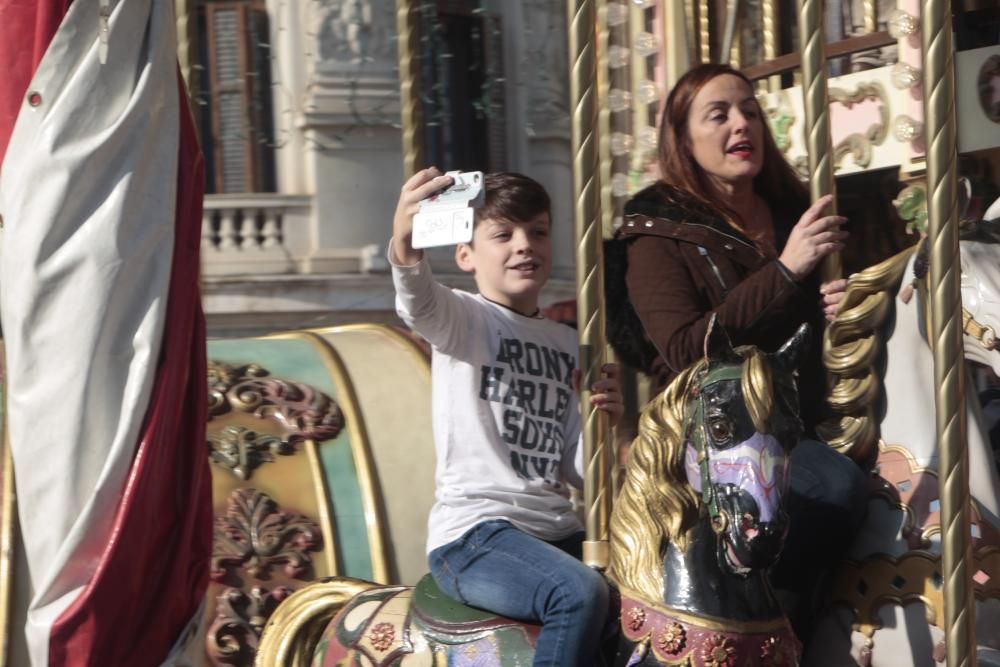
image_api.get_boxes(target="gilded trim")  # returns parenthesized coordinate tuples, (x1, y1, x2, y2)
(303, 439, 338, 577)
(832, 547, 1000, 641)
(255, 576, 377, 667)
(292, 331, 391, 584)
(872, 440, 994, 549)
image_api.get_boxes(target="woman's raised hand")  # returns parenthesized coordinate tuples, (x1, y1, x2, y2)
(778, 194, 848, 280)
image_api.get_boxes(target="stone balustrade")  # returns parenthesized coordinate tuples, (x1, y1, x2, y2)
(201, 193, 311, 276)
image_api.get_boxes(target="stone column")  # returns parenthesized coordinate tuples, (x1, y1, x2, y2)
(297, 0, 401, 273)
(518, 0, 574, 284)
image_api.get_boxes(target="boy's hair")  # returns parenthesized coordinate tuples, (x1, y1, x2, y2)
(478, 172, 551, 225)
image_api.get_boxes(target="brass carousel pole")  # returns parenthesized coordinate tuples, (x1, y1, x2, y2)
(395, 0, 425, 177)
(567, 0, 610, 570)
(796, 0, 841, 282)
(762, 0, 780, 91)
(863, 0, 877, 34)
(921, 0, 975, 662)
(598, 3, 613, 240)
(699, 0, 711, 62)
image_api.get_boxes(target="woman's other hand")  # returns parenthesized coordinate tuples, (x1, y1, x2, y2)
(778, 194, 848, 280)
(821, 278, 848, 322)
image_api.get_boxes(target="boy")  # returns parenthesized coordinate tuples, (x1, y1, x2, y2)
(389, 168, 622, 666)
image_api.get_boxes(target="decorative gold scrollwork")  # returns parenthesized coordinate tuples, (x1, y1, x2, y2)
(206, 585, 293, 666)
(211, 488, 323, 584)
(206, 361, 344, 479)
(820, 247, 916, 464)
(828, 82, 890, 171)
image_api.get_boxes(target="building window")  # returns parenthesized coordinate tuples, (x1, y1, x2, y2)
(419, 2, 506, 172)
(197, 0, 276, 193)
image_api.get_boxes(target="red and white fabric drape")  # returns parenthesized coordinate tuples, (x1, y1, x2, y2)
(0, 0, 211, 664)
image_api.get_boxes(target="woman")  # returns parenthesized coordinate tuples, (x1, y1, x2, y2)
(610, 63, 866, 648)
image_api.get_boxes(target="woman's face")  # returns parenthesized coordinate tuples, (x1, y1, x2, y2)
(686, 74, 765, 191)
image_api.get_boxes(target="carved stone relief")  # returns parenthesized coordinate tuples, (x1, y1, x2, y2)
(206, 361, 344, 479)
(211, 487, 323, 584)
(521, 0, 569, 134)
(315, 0, 395, 65)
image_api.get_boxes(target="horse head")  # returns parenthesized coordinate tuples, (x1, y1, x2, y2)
(607, 318, 807, 664)
(685, 320, 807, 577)
(609, 317, 808, 605)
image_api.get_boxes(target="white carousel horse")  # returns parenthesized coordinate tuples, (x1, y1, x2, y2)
(809, 197, 1000, 666)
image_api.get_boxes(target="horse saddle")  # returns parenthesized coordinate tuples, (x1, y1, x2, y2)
(328, 575, 538, 666)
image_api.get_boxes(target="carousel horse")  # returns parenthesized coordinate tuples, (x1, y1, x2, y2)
(254, 319, 810, 667)
(809, 200, 1000, 666)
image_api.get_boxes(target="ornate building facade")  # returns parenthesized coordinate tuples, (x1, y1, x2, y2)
(195, 0, 578, 336)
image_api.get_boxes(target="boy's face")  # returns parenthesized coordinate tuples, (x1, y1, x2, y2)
(455, 212, 553, 315)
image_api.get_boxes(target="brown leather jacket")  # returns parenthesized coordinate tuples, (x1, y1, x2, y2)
(615, 183, 826, 434)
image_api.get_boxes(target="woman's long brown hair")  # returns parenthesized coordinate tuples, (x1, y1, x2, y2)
(656, 63, 807, 225)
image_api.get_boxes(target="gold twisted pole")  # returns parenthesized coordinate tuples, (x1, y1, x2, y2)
(922, 0, 975, 662)
(395, 0, 425, 177)
(567, 0, 610, 570)
(685, 0, 698, 67)
(699, 0, 711, 62)
(797, 0, 841, 283)
(598, 3, 613, 239)
(762, 0, 780, 91)
(863, 0, 877, 34)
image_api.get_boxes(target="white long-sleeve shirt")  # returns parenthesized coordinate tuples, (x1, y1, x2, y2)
(391, 253, 584, 553)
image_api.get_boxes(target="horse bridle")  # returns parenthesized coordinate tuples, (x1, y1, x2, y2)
(962, 307, 998, 351)
(685, 364, 745, 536)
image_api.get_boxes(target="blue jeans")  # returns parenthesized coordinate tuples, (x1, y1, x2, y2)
(773, 438, 868, 646)
(428, 520, 609, 667)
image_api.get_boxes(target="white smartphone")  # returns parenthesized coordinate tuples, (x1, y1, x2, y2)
(412, 171, 484, 249)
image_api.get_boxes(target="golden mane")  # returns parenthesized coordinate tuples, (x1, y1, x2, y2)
(817, 245, 917, 465)
(608, 346, 774, 604)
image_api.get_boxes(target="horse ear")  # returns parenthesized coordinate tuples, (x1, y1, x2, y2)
(704, 314, 739, 365)
(771, 323, 811, 374)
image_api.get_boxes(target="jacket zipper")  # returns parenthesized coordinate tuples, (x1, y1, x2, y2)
(698, 246, 728, 290)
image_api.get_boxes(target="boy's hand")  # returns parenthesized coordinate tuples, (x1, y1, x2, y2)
(589, 363, 624, 427)
(820, 278, 848, 322)
(391, 167, 454, 265)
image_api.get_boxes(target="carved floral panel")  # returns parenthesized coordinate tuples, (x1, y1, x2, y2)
(211, 487, 323, 585)
(206, 361, 344, 479)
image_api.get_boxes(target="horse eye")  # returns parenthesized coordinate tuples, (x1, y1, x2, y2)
(709, 419, 732, 442)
